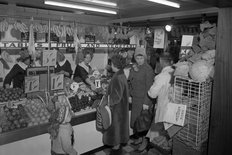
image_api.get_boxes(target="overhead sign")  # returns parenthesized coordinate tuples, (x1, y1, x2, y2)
(42, 50, 57, 67)
(25, 75, 40, 93)
(0, 42, 137, 49)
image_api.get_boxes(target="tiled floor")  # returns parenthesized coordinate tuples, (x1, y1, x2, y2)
(89, 139, 164, 155)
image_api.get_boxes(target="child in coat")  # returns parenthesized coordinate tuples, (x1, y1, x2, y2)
(48, 106, 78, 155)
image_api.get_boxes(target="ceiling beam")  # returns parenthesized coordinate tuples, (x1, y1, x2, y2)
(108, 7, 218, 24)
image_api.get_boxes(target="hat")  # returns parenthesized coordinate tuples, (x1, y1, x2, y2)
(57, 106, 70, 123)
(134, 47, 147, 59)
(17, 50, 31, 62)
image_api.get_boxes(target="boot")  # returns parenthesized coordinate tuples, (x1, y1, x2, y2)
(137, 137, 148, 152)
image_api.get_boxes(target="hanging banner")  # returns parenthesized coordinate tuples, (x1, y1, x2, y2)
(42, 50, 57, 67)
(24, 75, 40, 93)
(0, 42, 136, 49)
(50, 74, 64, 91)
(153, 29, 165, 49)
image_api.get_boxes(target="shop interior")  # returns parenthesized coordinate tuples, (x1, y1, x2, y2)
(0, 0, 232, 155)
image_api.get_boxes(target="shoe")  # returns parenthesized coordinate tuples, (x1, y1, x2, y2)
(137, 137, 148, 152)
(112, 144, 120, 150)
(110, 148, 123, 155)
(131, 137, 142, 145)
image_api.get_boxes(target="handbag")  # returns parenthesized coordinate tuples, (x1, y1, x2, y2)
(134, 105, 154, 132)
(96, 95, 112, 132)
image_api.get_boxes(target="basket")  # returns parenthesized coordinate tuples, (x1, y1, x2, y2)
(173, 76, 212, 150)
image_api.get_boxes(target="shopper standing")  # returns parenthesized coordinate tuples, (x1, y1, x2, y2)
(146, 53, 174, 151)
(48, 106, 78, 155)
(103, 54, 129, 153)
(128, 47, 154, 150)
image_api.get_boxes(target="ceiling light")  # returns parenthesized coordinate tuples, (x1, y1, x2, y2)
(83, 0, 117, 7)
(165, 25, 172, 32)
(44, 0, 117, 14)
(147, 0, 180, 8)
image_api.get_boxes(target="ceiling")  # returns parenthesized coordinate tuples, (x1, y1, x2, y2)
(0, 0, 231, 25)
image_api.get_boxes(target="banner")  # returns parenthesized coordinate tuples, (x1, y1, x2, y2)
(0, 42, 136, 49)
(153, 29, 165, 49)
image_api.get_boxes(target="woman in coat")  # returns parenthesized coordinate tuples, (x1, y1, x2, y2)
(103, 54, 129, 151)
(128, 47, 154, 150)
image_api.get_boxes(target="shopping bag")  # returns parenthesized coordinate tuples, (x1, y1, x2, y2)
(96, 95, 112, 132)
(134, 105, 153, 132)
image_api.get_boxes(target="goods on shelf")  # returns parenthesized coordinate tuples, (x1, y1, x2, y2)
(24, 98, 51, 127)
(68, 82, 101, 113)
(0, 19, 9, 32)
(0, 104, 29, 133)
(13, 20, 28, 33)
(0, 88, 25, 102)
(173, 76, 212, 150)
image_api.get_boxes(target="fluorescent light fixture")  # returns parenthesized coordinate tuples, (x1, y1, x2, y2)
(147, 0, 180, 8)
(84, 0, 117, 7)
(44, 0, 117, 14)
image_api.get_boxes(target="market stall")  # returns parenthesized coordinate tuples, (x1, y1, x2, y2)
(0, 14, 137, 155)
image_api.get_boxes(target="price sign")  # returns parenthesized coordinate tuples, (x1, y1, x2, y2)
(25, 76, 40, 93)
(51, 74, 64, 91)
(42, 50, 57, 66)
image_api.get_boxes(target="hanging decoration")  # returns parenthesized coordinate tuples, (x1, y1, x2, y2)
(28, 18, 36, 61)
(0, 19, 9, 32)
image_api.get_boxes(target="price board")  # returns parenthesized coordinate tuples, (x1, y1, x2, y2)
(25, 75, 40, 93)
(42, 50, 57, 66)
(51, 74, 64, 91)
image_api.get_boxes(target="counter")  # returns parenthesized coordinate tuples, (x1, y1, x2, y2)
(0, 109, 132, 155)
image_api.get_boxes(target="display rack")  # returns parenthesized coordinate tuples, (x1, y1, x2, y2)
(173, 76, 212, 150)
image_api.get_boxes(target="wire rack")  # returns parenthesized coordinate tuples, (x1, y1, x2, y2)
(173, 76, 212, 150)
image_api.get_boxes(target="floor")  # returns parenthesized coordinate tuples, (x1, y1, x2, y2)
(84, 139, 165, 155)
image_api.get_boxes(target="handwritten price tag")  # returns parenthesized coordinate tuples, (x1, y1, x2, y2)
(25, 76, 40, 93)
(51, 74, 64, 91)
(42, 50, 57, 66)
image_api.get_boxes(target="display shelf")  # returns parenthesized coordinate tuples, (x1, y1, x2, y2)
(0, 110, 96, 146)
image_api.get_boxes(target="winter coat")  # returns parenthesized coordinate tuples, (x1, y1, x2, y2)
(128, 63, 154, 129)
(148, 66, 174, 123)
(103, 69, 129, 146)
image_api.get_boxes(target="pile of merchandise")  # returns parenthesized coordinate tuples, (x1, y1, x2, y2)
(0, 97, 51, 133)
(174, 21, 216, 82)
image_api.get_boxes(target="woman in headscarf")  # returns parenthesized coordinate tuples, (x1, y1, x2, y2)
(128, 47, 154, 151)
(4, 49, 31, 89)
